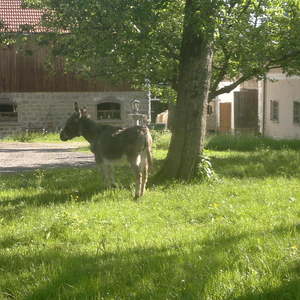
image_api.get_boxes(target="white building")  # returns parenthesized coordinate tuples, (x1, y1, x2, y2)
(258, 70, 300, 139)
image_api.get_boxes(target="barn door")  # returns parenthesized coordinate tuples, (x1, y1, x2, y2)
(219, 102, 232, 133)
(234, 90, 258, 134)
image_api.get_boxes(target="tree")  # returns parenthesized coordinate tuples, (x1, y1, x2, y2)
(24, 0, 300, 180)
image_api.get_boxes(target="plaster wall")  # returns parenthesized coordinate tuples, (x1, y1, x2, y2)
(263, 74, 300, 139)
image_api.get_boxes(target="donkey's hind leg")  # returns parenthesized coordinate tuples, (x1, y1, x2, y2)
(129, 154, 143, 199)
(140, 152, 149, 197)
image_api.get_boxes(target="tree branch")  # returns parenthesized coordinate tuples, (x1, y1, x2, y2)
(266, 50, 300, 68)
(209, 74, 251, 100)
(209, 49, 300, 101)
(210, 39, 232, 95)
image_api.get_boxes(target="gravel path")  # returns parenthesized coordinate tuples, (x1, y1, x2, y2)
(0, 142, 94, 174)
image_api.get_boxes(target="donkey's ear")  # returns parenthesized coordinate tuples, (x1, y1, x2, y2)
(80, 107, 88, 118)
(74, 102, 79, 113)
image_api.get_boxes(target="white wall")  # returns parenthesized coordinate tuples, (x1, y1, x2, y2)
(263, 73, 300, 139)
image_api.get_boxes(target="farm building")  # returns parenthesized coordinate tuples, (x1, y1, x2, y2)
(210, 72, 300, 139)
(157, 80, 259, 135)
(0, 0, 148, 138)
(258, 69, 300, 139)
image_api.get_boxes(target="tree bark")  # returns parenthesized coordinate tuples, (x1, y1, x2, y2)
(159, 0, 214, 181)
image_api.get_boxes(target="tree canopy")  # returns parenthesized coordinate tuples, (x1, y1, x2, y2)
(24, 0, 300, 99)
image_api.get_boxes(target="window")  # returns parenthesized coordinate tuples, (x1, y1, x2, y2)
(0, 98, 17, 122)
(270, 100, 279, 122)
(293, 101, 300, 124)
(207, 104, 213, 115)
(97, 102, 121, 120)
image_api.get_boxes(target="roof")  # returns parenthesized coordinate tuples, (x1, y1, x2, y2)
(0, 0, 45, 32)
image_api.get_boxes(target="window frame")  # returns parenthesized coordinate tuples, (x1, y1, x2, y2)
(97, 101, 121, 121)
(270, 100, 279, 122)
(0, 98, 18, 123)
(293, 101, 300, 125)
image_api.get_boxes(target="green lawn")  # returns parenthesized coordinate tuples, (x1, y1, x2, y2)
(0, 132, 85, 143)
(1, 134, 300, 299)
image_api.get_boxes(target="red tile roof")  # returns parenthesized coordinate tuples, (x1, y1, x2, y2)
(0, 0, 45, 32)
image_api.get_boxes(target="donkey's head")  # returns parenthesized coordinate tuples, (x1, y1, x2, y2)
(60, 102, 88, 141)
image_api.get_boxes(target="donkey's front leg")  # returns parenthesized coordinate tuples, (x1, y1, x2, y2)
(105, 161, 117, 188)
(96, 163, 108, 187)
(98, 161, 117, 188)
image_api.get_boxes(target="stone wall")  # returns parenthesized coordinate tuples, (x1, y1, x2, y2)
(0, 91, 148, 138)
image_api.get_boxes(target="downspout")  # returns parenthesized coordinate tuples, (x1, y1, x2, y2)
(262, 78, 267, 136)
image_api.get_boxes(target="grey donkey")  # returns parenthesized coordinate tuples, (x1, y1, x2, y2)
(60, 102, 152, 198)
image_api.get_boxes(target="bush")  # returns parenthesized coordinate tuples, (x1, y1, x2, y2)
(195, 155, 218, 182)
(6, 129, 48, 142)
(206, 134, 300, 151)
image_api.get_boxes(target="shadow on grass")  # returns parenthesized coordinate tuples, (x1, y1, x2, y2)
(0, 165, 137, 216)
(210, 150, 300, 179)
(1, 225, 299, 299)
(229, 279, 300, 300)
(0, 234, 246, 299)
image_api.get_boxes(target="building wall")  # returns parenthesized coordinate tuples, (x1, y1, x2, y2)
(215, 81, 240, 131)
(240, 79, 258, 90)
(0, 91, 148, 138)
(206, 101, 217, 132)
(0, 45, 132, 92)
(263, 73, 300, 139)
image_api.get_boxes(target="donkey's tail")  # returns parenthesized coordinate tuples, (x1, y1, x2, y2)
(145, 127, 153, 169)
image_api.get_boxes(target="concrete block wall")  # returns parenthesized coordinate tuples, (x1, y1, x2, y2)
(0, 91, 148, 138)
(0, 123, 22, 137)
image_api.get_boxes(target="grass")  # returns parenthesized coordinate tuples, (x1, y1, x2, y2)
(0, 131, 85, 143)
(1, 133, 300, 299)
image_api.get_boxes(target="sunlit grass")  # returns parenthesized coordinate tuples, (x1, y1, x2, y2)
(1, 132, 85, 143)
(1, 139, 300, 299)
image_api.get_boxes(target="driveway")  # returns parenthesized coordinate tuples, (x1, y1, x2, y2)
(0, 142, 94, 174)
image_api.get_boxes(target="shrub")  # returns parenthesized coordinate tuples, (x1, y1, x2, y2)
(195, 155, 218, 182)
(206, 134, 300, 151)
(6, 129, 48, 142)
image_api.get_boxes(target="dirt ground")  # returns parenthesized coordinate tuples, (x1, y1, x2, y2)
(0, 142, 94, 174)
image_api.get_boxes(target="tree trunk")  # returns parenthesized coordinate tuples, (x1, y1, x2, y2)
(159, 0, 214, 181)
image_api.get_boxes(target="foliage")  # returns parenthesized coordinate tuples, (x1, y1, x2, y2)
(1, 148, 300, 299)
(22, 0, 300, 98)
(2, 129, 48, 142)
(206, 134, 300, 151)
(195, 154, 218, 182)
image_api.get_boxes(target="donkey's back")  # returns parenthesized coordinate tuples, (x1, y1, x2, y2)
(92, 124, 151, 163)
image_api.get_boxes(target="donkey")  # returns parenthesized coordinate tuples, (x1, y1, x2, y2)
(60, 102, 152, 198)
